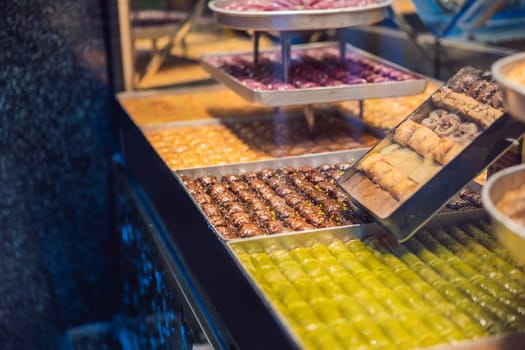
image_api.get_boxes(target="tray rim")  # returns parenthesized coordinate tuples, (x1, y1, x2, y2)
(225, 210, 525, 350)
(208, 0, 391, 31)
(209, 0, 391, 17)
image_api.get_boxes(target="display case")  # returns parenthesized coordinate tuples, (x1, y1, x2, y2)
(113, 2, 525, 349)
(116, 95, 525, 349)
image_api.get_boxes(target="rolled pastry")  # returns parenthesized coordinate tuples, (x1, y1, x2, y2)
(432, 87, 502, 128)
(394, 120, 462, 165)
(357, 153, 418, 201)
(342, 172, 398, 218)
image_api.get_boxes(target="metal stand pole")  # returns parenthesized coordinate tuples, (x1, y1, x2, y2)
(337, 28, 347, 64)
(280, 32, 291, 83)
(253, 31, 260, 65)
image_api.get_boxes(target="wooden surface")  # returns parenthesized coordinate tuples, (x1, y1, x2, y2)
(133, 30, 273, 89)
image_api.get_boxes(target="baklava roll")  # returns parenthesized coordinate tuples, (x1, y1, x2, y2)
(394, 120, 461, 165)
(357, 153, 418, 201)
(431, 137, 462, 164)
(432, 87, 502, 128)
(393, 119, 420, 145)
(343, 172, 398, 218)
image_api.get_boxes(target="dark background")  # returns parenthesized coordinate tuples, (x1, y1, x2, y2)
(0, 1, 117, 348)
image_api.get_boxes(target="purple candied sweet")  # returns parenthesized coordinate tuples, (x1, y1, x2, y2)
(223, 0, 382, 11)
(319, 77, 343, 86)
(292, 79, 321, 89)
(332, 69, 367, 85)
(367, 74, 390, 83)
(214, 45, 417, 91)
(240, 78, 268, 91)
(269, 81, 295, 91)
(345, 76, 367, 84)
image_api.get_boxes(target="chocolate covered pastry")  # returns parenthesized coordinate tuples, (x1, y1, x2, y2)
(183, 158, 481, 239)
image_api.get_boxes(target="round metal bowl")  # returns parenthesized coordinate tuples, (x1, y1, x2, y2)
(492, 52, 525, 122)
(482, 164, 525, 265)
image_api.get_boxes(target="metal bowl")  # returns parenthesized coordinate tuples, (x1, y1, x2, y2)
(492, 52, 525, 122)
(482, 164, 525, 265)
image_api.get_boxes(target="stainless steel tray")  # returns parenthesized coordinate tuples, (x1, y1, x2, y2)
(141, 108, 379, 170)
(176, 150, 483, 242)
(201, 42, 428, 106)
(226, 210, 525, 350)
(176, 149, 368, 241)
(338, 66, 525, 243)
(208, 0, 390, 31)
(492, 52, 525, 123)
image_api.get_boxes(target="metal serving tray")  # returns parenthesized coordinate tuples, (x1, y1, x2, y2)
(176, 150, 483, 242)
(226, 210, 525, 350)
(492, 52, 525, 123)
(201, 42, 428, 106)
(141, 108, 378, 170)
(208, 0, 390, 31)
(176, 149, 367, 241)
(338, 67, 525, 243)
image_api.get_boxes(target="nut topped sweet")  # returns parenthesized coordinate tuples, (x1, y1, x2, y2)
(181, 163, 482, 239)
(146, 112, 377, 170)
